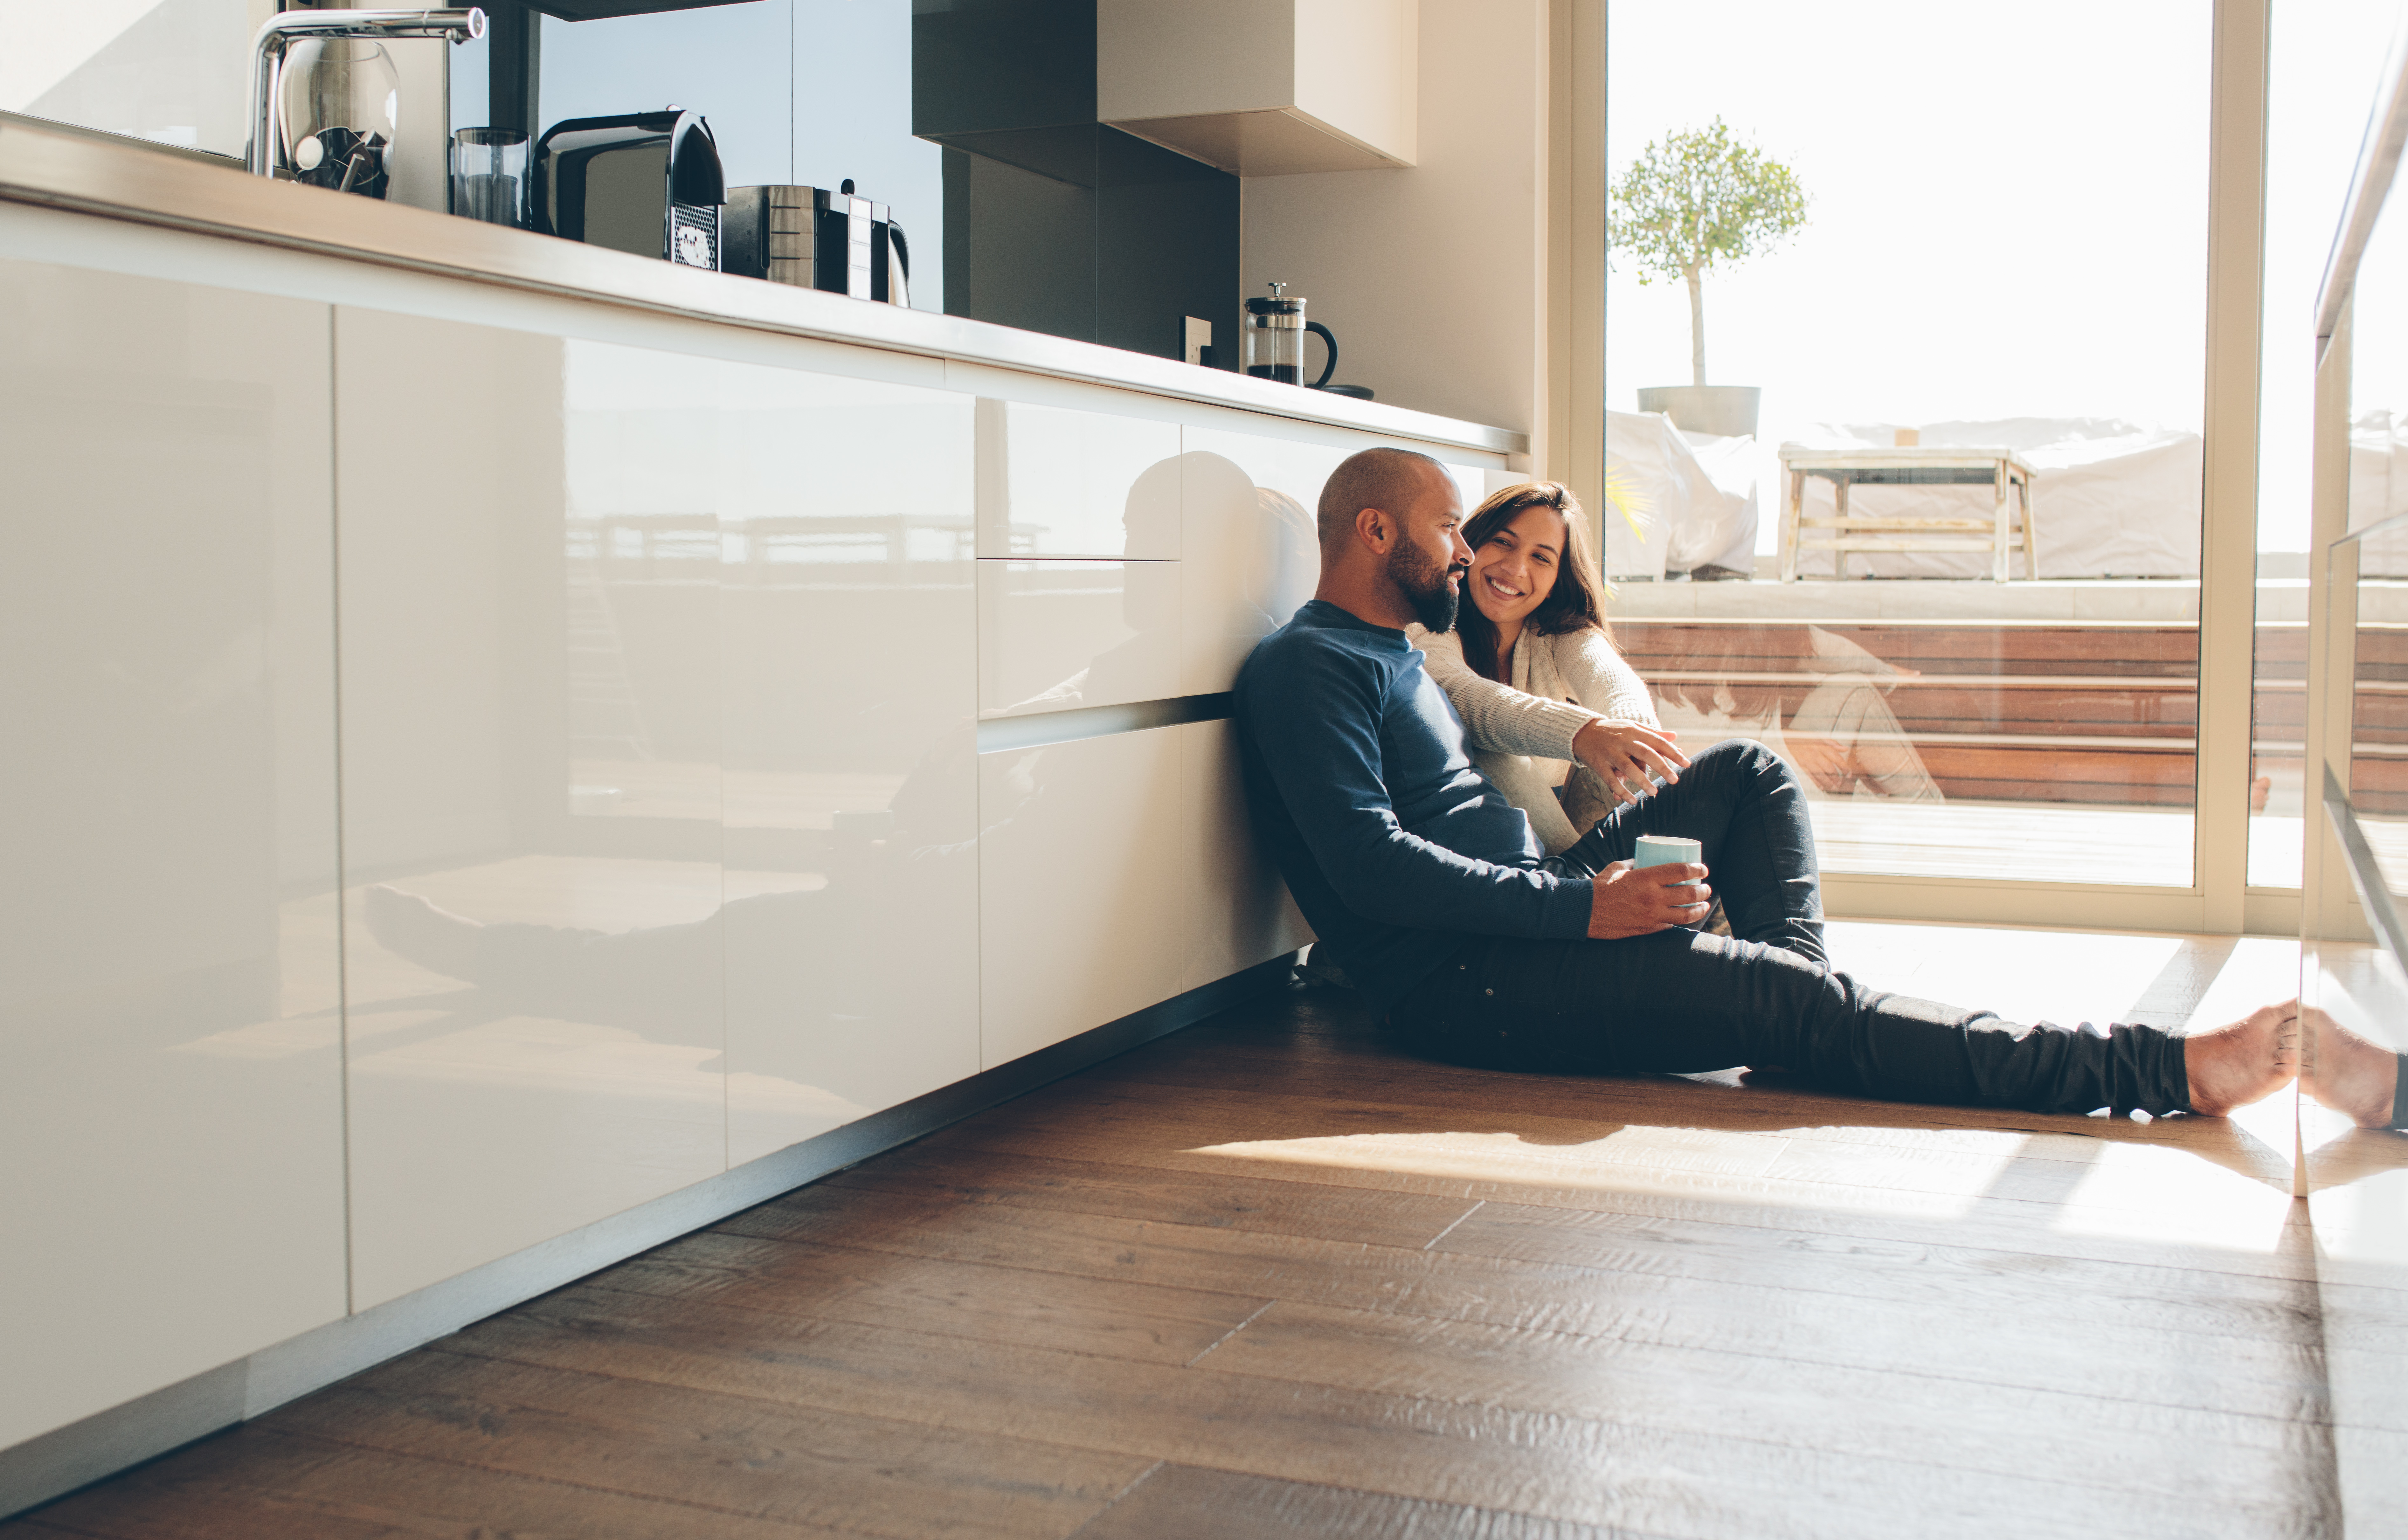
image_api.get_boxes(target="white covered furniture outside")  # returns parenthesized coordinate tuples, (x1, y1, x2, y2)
(1603, 409, 1758, 579)
(1781, 419, 2204, 580)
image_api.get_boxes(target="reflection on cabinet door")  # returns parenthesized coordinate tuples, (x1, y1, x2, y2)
(2302, 938, 2408, 1521)
(1178, 443, 1326, 695)
(979, 728, 1187, 1067)
(336, 312, 727, 1311)
(1180, 719, 1313, 992)
(978, 559, 1182, 716)
(721, 364, 981, 1168)
(0, 264, 344, 1448)
(976, 398, 1182, 559)
(1178, 426, 1339, 694)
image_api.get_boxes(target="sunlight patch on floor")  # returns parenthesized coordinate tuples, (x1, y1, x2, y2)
(2044, 1138, 2302, 1251)
(1185, 1124, 2021, 1220)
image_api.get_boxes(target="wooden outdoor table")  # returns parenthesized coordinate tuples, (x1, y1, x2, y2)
(1778, 445, 2039, 582)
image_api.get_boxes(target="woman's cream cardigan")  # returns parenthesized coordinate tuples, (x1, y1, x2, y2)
(1408, 623, 1661, 855)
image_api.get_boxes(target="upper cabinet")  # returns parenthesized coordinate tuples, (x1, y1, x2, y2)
(1097, 0, 1417, 176)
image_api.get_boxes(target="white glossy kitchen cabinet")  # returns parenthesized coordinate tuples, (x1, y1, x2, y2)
(335, 313, 727, 1310)
(975, 398, 1182, 559)
(1177, 425, 1336, 694)
(719, 364, 980, 1168)
(0, 263, 346, 1447)
(1179, 719, 1313, 992)
(977, 559, 1183, 716)
(979, 727, 1188, 1066)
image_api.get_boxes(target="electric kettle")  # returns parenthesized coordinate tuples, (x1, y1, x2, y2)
(725, 179, 910, 304)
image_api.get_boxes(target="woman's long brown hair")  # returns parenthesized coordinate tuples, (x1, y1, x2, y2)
(1452, 482, 1615, 682)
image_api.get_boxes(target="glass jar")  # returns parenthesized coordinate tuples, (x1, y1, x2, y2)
(451, 128, 530, 227)
(278, 37, 398, 198)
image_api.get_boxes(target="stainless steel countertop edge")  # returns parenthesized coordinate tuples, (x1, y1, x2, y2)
(0, 119, 1526, 459)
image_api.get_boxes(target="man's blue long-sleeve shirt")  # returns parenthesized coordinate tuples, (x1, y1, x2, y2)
(1234, 600, 1595, 1016)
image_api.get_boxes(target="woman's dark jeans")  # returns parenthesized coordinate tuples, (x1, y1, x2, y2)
(1390, 740, 2191, 1117)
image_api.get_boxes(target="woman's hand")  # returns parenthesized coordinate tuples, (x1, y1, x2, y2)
(1570, 719, 1689, 806)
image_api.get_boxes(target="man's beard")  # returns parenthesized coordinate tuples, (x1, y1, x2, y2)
(1389, 539, 1463, 632)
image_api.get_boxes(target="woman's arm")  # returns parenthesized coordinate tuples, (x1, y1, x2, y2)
(1546, 629, 1686, 811)
(1554, 628, 1662, 729)
(1410, 625, 1598, 759)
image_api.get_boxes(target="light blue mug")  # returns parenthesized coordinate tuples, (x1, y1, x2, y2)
(1632, 834, 1702, 870)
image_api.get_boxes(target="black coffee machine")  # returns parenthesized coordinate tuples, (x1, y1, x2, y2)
(725, 180, 910, 304)
(535, 108, 725, 270)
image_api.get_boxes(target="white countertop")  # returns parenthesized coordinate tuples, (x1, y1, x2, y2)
(0, 115, 1524, 459)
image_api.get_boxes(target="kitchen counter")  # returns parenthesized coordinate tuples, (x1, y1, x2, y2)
(0, 114, 1520, 1519)
(0, 116, 1524, 459)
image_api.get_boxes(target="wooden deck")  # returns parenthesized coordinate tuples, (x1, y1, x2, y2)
(1619, 619, 2210, 807)
(1614, 614, 2406, 818)
(3, 923, 2363, 1539)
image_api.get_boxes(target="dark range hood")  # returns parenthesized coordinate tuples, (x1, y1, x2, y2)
(915, 0, 1238, 367)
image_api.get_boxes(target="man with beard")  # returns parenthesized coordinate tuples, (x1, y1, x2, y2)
(1232, 445, 2298, 1117)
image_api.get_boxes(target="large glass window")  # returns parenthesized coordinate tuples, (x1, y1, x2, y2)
(2250, 1, 2407, 892)
(2332, 107, 2408, 906)
(1605, 3, 2212, 886)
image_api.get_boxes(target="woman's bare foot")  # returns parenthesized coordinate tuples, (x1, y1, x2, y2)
(2300, 1006, 2401, 1128)
(2184, 1002, 2301, 1116)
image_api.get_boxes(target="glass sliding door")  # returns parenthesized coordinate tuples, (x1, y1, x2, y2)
(2249, 0, 2405, 894)
(2298, 22, 2408, 1527)
(1604, 2, 2214, 890)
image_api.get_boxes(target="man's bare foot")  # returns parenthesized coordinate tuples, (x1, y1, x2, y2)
(2184, 1002, 2301, 1116)
(2300, 1006, 2401, 1128)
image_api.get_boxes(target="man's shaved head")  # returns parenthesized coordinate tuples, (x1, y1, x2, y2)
(1310, 445, 1468, 633)
(1317, 446, 1449, 548)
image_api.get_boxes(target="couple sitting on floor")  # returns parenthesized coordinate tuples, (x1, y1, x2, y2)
(1237, 446, 2406, 1129)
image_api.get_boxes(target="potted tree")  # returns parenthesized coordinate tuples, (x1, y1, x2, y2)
(1611, 118, 1807, 439)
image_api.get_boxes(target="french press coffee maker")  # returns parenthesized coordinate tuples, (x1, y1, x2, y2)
(1242, 282, 1337, 388)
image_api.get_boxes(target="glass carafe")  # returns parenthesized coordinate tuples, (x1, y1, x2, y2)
(278, 37, 399, 198)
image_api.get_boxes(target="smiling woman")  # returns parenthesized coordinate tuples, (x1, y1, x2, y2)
(1411, 482, 1678, 856)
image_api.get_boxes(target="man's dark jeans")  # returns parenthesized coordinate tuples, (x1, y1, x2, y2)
(1389, 740, 2192, 1117)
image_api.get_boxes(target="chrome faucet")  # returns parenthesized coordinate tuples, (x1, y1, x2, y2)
(247, 8, 487, 177)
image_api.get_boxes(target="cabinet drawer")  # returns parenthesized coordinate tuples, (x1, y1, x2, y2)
(979, 559, 1182, 717)
(979, 728, 1187, 1066)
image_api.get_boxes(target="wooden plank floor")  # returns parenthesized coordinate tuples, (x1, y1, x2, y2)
(4, 924, 2343, 1539)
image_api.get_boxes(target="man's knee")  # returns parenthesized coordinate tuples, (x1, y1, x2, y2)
(1690, 737, 1799, 791)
